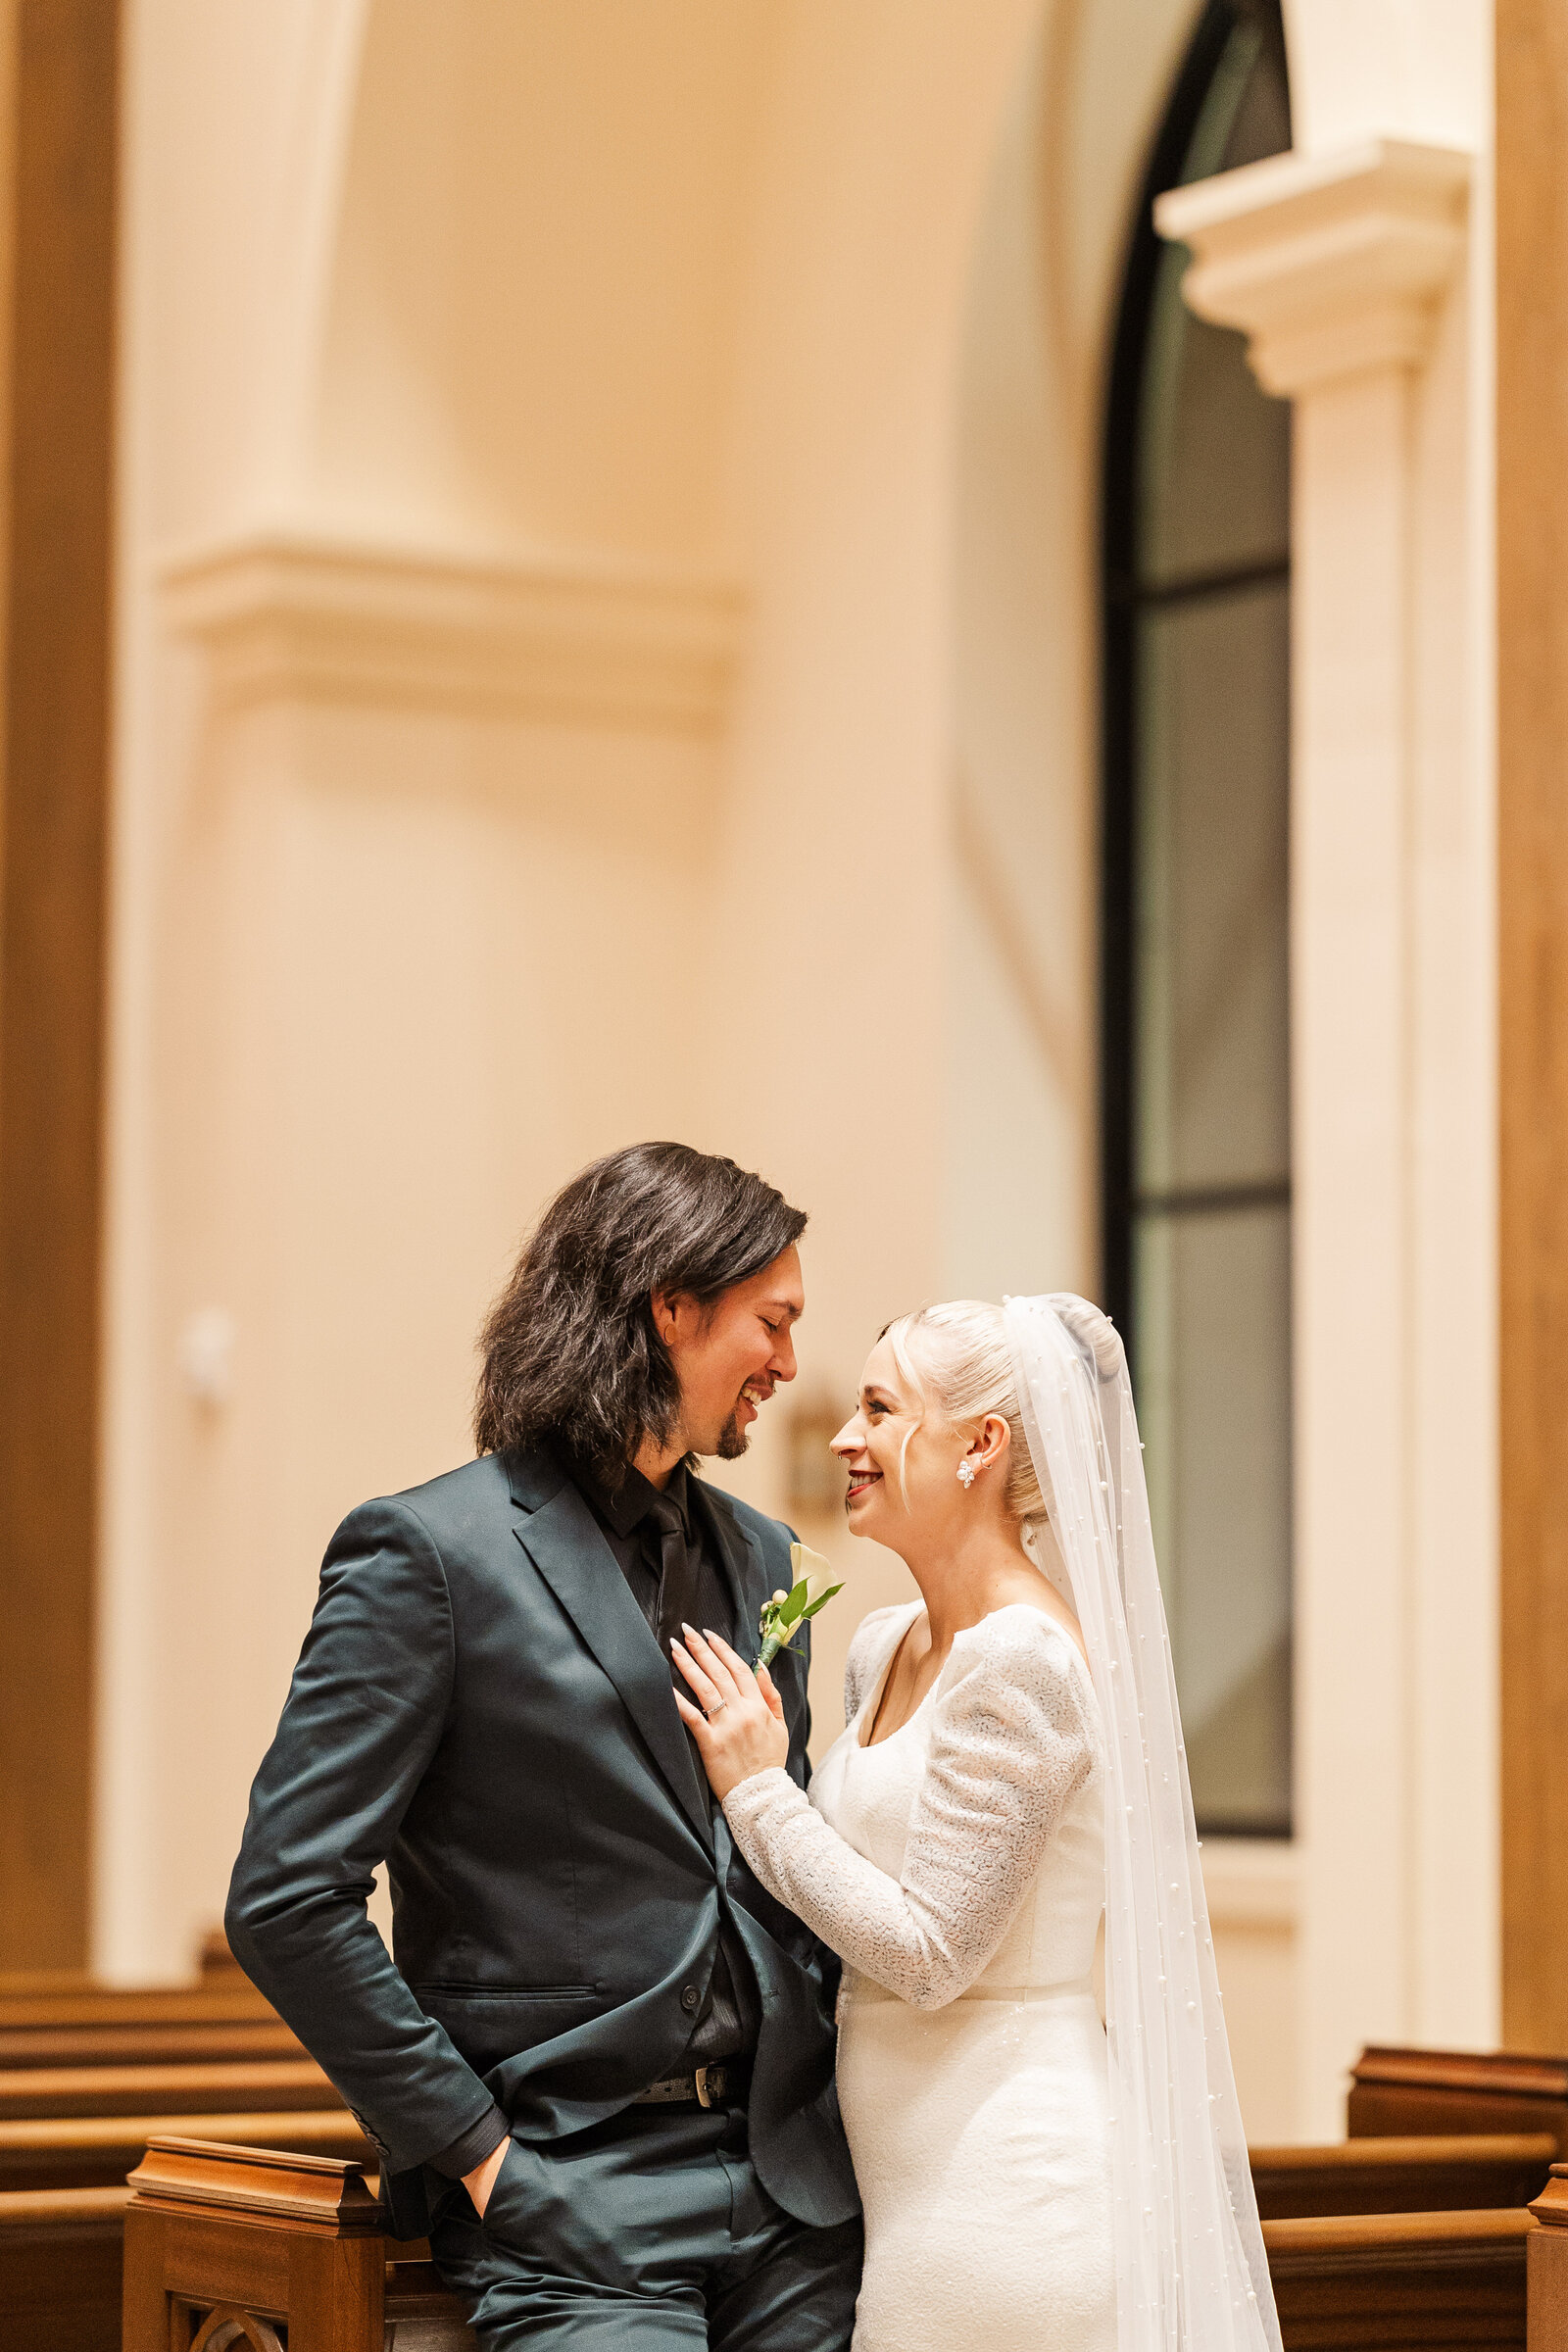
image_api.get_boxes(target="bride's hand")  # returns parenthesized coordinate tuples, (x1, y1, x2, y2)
(671, 1626, 789, 1799)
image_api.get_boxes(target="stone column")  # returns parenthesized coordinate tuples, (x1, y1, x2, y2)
(1156, 136, 1475, 2129)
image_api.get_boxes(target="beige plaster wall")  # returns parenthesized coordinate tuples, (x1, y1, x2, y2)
(102, 0, 1064, 1985)
(97, 0, 1496, 2155)
(308, 0, 775, 564)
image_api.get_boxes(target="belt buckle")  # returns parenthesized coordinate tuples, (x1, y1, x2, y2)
(694, 2064, 718, 2109)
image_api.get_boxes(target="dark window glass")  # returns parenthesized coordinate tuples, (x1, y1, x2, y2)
(1102, 0, 1292, 1838)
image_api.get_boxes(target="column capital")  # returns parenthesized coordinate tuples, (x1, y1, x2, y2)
(1154, 137, 1472, 397)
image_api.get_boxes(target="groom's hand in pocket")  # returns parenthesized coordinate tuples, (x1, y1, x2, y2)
(464, 2132, 510, 2221)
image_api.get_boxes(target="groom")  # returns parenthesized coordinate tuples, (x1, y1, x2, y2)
(226, 1143, 861, 2349)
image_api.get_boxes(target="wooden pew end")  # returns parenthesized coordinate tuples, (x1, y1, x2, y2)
(122, 2137, 475, 2352)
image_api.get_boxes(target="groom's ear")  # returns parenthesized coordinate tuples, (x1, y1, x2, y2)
(650, 1287, 708, 1351)
(649, 1287, 681, 1349)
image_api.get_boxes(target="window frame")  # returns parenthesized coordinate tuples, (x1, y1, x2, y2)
(1099, 0, 1295, 1839)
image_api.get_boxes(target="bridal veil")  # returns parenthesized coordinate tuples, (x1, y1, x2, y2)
(1004, 1293, 1283, 2352)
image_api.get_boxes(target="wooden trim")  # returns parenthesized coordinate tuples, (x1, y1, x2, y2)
(126, 2137, 382, 2232)
(0, 1984, 278, 2027)
(0, 2060, 335, 2121)
(0, 2110, 369, 2192)
(1261, 2206, 1535, 2261)
(1353, 2047, 1568, 2103)
(1262, 2208, 1534, 2345)
(1250, 2133, 1555, 2225)
(1497, 0, 1568, 2054)
(1530, 2168, 1568, 2352)
(0, 0, 118, 1972)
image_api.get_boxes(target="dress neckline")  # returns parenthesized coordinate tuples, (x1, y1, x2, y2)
(855, 1602, 926, 1749)
(854, 1597, 1095, 1750)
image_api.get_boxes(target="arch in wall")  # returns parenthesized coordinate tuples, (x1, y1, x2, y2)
(948, 0, 1293, 1838)
(1101, 0, 1293, 1837)
(946, 0, 1203, 1307)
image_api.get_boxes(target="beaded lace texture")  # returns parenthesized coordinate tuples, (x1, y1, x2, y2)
(721, 1601, 1099, 2010)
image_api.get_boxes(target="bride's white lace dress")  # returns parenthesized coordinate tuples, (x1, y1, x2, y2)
(723, 1597, 1115, 2352)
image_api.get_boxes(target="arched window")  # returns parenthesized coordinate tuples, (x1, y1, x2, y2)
(1102, 0, 1292, 1838)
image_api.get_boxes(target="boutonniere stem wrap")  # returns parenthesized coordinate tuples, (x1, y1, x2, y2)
(757, 1543, 844, 1668)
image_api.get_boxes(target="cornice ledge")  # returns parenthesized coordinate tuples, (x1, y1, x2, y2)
(1200, 1837, 1300, 1933)
(1154, 136, 1473, 397)
(159, 533, 749, 736)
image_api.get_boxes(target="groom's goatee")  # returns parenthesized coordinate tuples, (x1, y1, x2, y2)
(473, 1141, 805, 1490)
(716, 1410, 751, 1462)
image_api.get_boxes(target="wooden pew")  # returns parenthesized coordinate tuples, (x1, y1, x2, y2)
(0, 2185, 129, 2352)
(0, 1972, 275, 2017)
(32, 2129, 1552, 2352)
(0, 2123, 371, 2347)
(1262, 2207, 1535, 2347)
(0, 1979, 304, 2072)
(0, 1982, 347, 2180)
(0, 2107, 368, 2192)
(0, 2059, 336, 2120)
(1533, 2168, 1568, 2344)
(116, 2136, 1568, 2352)
(121, 2137, 474, 2352)
(0, 1950, 361, 2340)
(1252, 2132, 1557, 2220)
(1350, 2045, 1568, 2160)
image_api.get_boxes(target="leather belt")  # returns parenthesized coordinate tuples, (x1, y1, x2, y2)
(632, 2062, 750, 2109)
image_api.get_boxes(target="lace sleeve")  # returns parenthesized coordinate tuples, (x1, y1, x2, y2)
(723, 1606, 1097, 2010)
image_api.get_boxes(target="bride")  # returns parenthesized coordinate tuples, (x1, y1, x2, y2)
(671, 1295, 1282, 2352)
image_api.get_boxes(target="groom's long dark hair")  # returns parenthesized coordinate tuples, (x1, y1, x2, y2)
(474, 1142, 807, 1486)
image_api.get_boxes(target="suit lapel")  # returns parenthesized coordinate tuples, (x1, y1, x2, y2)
(697, 1486, 811, 1742)
(510, 1464, 712, 1849)
(693, 1480, 766, 1655)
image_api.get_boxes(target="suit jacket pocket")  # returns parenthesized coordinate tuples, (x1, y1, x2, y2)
(415, 1983, 603, 2071)
(416, 1982, 599, 2001)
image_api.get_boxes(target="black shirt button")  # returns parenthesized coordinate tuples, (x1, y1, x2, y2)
(680, 1984, 701, 2013)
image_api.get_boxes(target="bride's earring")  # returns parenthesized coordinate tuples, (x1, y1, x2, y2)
(956, 1459, 976, 1490)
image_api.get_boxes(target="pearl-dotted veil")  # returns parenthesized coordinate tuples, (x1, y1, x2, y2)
(1004, 1293, 1283, 2352)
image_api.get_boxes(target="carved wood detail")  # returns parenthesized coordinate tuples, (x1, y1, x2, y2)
(186, 2307, 284, 2352)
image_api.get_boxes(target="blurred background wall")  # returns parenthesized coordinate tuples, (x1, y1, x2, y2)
(0, 0, 1536, 2150)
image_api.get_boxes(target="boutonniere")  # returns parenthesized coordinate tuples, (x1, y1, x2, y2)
(757, 1543, 844, 1668)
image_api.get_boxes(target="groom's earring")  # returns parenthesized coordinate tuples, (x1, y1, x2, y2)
(956, 1460, 977, 1490)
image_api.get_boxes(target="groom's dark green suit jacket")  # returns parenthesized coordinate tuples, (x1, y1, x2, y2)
(225, 1444, 857, 2241)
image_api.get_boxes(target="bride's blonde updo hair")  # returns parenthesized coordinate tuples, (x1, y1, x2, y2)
(880, 1299, 1049, 1531)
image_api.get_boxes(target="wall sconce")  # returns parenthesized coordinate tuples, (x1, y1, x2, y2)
(178, 1305, 236, 1408)
(785, 1394, 847, 1521)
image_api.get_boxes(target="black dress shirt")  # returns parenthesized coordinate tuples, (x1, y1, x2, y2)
(567, 1453, 761, 2070)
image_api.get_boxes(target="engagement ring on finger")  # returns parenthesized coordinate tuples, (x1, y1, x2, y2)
(707, 1699, 728, 1718)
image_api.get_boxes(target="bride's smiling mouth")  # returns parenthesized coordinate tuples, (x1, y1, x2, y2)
(846, 1469, 882, 1504)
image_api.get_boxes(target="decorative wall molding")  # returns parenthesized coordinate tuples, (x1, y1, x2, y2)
(1154, 137, 1472, 397)
(160, 534, 748, 735)
(1200, 1838, 1300, 1936)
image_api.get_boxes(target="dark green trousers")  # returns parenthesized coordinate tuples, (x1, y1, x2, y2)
(427, 2104, 863, 2349)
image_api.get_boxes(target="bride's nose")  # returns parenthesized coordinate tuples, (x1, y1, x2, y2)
(829, 1412, 864, 1456)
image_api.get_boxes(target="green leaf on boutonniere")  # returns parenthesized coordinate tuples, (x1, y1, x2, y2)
(757, 1543, 844, 1667)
